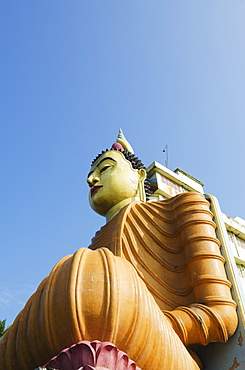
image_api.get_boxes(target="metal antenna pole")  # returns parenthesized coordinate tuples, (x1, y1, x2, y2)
(163, 145, 168, 168)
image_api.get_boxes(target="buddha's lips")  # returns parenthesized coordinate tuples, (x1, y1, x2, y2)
(91, 185, 103, 196)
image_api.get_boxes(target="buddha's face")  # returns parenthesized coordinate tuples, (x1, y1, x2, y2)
(87, 151, 145, 216)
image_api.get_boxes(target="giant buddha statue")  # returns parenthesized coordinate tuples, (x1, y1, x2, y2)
(0, 130, 238, 370)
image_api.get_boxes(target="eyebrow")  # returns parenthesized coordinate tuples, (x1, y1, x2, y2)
(87, 157, 116, 178)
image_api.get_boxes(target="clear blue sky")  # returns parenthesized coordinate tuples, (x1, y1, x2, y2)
(1, 1, 245, 325)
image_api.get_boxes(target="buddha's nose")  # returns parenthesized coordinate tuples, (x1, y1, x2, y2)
(87, 175, 100, 187)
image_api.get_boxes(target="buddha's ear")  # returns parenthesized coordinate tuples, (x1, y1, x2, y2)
(138, 168, 146, 182)
(137, 168, 147, 202)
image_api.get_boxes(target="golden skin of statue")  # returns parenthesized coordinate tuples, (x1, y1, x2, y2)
(0, 150, 238, 370)
(87, 150, 146, 221)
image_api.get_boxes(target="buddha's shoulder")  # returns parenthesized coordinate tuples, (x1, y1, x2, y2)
(138, 192, 207, 210)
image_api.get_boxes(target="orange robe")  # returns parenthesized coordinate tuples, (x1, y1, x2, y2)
(90, 192, 238, 347)
(0, 193, 237, 369)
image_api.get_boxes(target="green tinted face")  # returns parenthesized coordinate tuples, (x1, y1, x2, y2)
(87, 151, 142, 216)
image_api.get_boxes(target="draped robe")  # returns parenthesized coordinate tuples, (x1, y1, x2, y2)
(0, 192, 237, 370)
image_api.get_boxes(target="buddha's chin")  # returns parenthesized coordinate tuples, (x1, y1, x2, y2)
(89, 198, 109, 217)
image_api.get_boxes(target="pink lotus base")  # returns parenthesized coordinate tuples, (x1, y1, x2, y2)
(44, 340, 141, 370)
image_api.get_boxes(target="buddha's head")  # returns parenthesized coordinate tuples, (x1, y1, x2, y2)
(87, 130, 150, 221)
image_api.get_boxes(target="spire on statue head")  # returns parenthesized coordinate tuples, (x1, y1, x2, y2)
(111, 128, 134, 153)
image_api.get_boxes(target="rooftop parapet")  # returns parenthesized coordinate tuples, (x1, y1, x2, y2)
(147, 161, 204, 199)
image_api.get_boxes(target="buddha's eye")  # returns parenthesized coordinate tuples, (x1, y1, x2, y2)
(100, 165, 111, 174)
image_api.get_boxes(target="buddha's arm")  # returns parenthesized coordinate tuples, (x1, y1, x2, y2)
(164, 299, 237, 346)
(163, 209, 238, 347)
